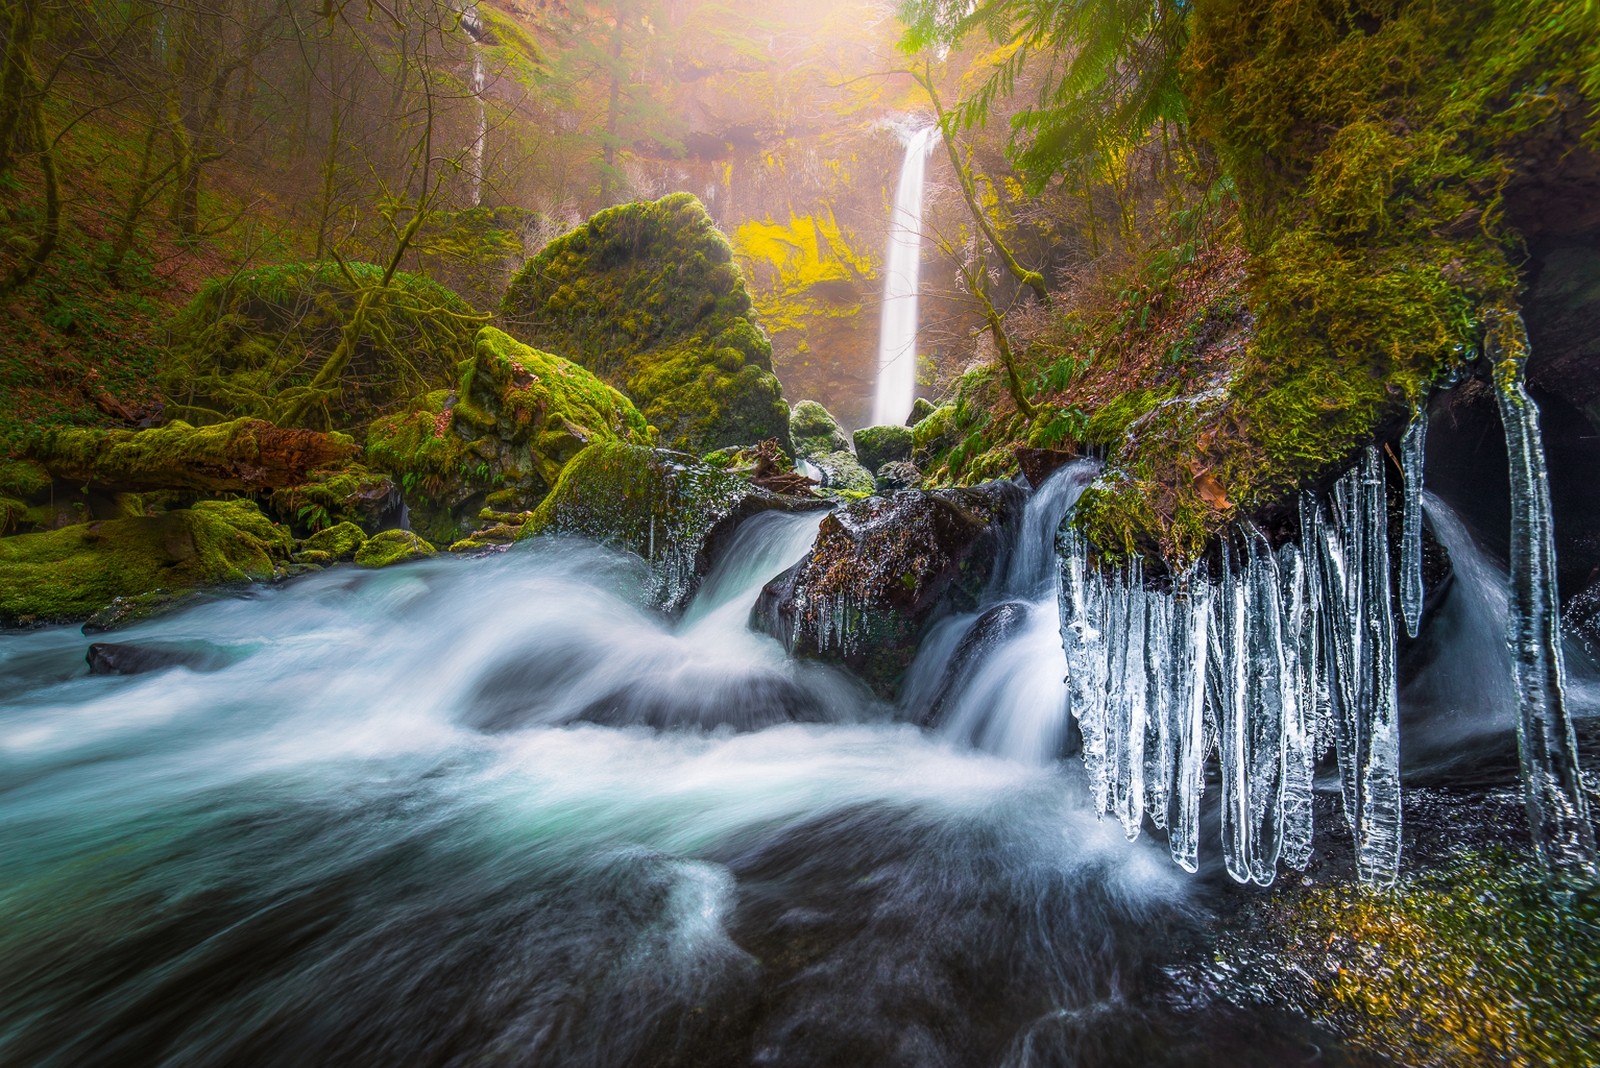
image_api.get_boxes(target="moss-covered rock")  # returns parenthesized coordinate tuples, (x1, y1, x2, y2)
(519, 440, 807, 612)
(906, 397, 937, 427)
(752, 481, 1025, 696)
(789, 399, 851, 459)
(806, 450, 875, 497)
(296, 521, 368, 561)
(365, 327, 653, 546)
(266, 463, 396, 535)
(852, 424, 914, 472)
(353, 529, 436, 568)
(501, 193, 791, 455)
(0, 499, 291, 624)
(163, 261, 481, 432)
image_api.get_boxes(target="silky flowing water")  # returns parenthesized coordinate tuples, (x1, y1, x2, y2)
(0, 510, 1351, 1067)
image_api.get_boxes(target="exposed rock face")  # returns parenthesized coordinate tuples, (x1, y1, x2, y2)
(520, 441, 820, 613)
(163, 261, 478, 431)
(366, 327, 653, 546)
(0, 499, 291, 624)
(753, 481, 1025, 696)
(501, 193, 791, 455)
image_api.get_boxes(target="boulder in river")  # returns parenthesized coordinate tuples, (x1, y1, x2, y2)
(501, 192, 791, 455)
(366, 327, 653, 546)
(753, 481, 1025, 696)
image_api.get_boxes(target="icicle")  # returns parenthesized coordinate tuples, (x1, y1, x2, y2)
(1143, 594, 1173, 831)
(1215, 537, 1253, 884)
(1059, 526, 1110, 814)
(1487, 309, 1598, 875)
(1310, 476, 1362, 834)
(1108, 565, 1147, 839)
(1278, 542, 1316, 871)
(1400, 410, 1429, 638)
(1167, 575, 1210, 873)
(1355, 446, 1402, 887)
(1242, 527, 1287, 886)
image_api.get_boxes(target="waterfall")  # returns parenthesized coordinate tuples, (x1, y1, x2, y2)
(871, 126, 936, 427)
(1487, 309, 1597, 875)
(461, 4, 487, 207)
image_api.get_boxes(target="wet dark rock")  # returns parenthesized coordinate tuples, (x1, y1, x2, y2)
(1016, 446, 1081, 490)
(753, 481, 1025, 697)
(913, 600, 1030, 730)
(86, 641, 237, 676)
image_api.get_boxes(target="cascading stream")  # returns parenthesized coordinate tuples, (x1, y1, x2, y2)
(871, 126, 936, 427)
(0, 515, 1224, 1067)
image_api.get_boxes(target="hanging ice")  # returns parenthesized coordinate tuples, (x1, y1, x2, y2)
(1487, 309, 1597, 875)
(1058, 524, 1110, 814)
(1166, 576, 1211, 873)
(1355, 447, 1402, 887)
(1400, 410, 1428, 638)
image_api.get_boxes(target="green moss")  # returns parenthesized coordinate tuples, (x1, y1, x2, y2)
(1239, 851, 1600, 1068)
(519, 441, 757, 610)
(163, 261, 481, 432)
(352, 529, 436, 568)
(851, 424, 914, 472)
(0, 499, 291, 623)
(297, 521, 367, 561)
(789, 399, 851, 459)
(1047, 0, 1587, 561)
(365, 327, 653, 546)
(501, 193, 792, 454)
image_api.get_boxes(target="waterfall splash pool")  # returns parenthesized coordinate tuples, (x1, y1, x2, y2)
(0, 509, 1348, 1067)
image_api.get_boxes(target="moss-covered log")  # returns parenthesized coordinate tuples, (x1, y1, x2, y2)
(27, 419, 358, 495)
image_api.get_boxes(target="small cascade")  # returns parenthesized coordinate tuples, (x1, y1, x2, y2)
(1056, 450, 1403, 886)
(872, 126, 937, 427)
(903, 462, 1097, 766)
(1487, 309, 1597, 875)
(461, 4, 487, 206)
(1400, 410, 1428, 638)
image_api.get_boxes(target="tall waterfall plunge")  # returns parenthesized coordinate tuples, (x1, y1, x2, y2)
(872, 126, 937, 426)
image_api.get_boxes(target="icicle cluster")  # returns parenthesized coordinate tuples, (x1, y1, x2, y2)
(1057, 448, 1403, 886)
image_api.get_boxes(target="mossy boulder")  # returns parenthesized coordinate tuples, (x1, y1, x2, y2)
(906, 397, 937, 426)
(519, 441, 811, 612)
(806, 450, 875, 497)
(789, 400, 851, 459)
(296, 521, 368, 561)
(163, 261, 480, 432)
(0, 499, 292, 624)
(353, 529, 436, 568)
(366, 327, 653, 546)
(852, 424, 913, 472)
(752, 481, 1026, 696)
(501, 193, 791, 455)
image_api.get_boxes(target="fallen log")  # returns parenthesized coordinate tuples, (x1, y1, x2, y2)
(28, 419, 359, 494)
